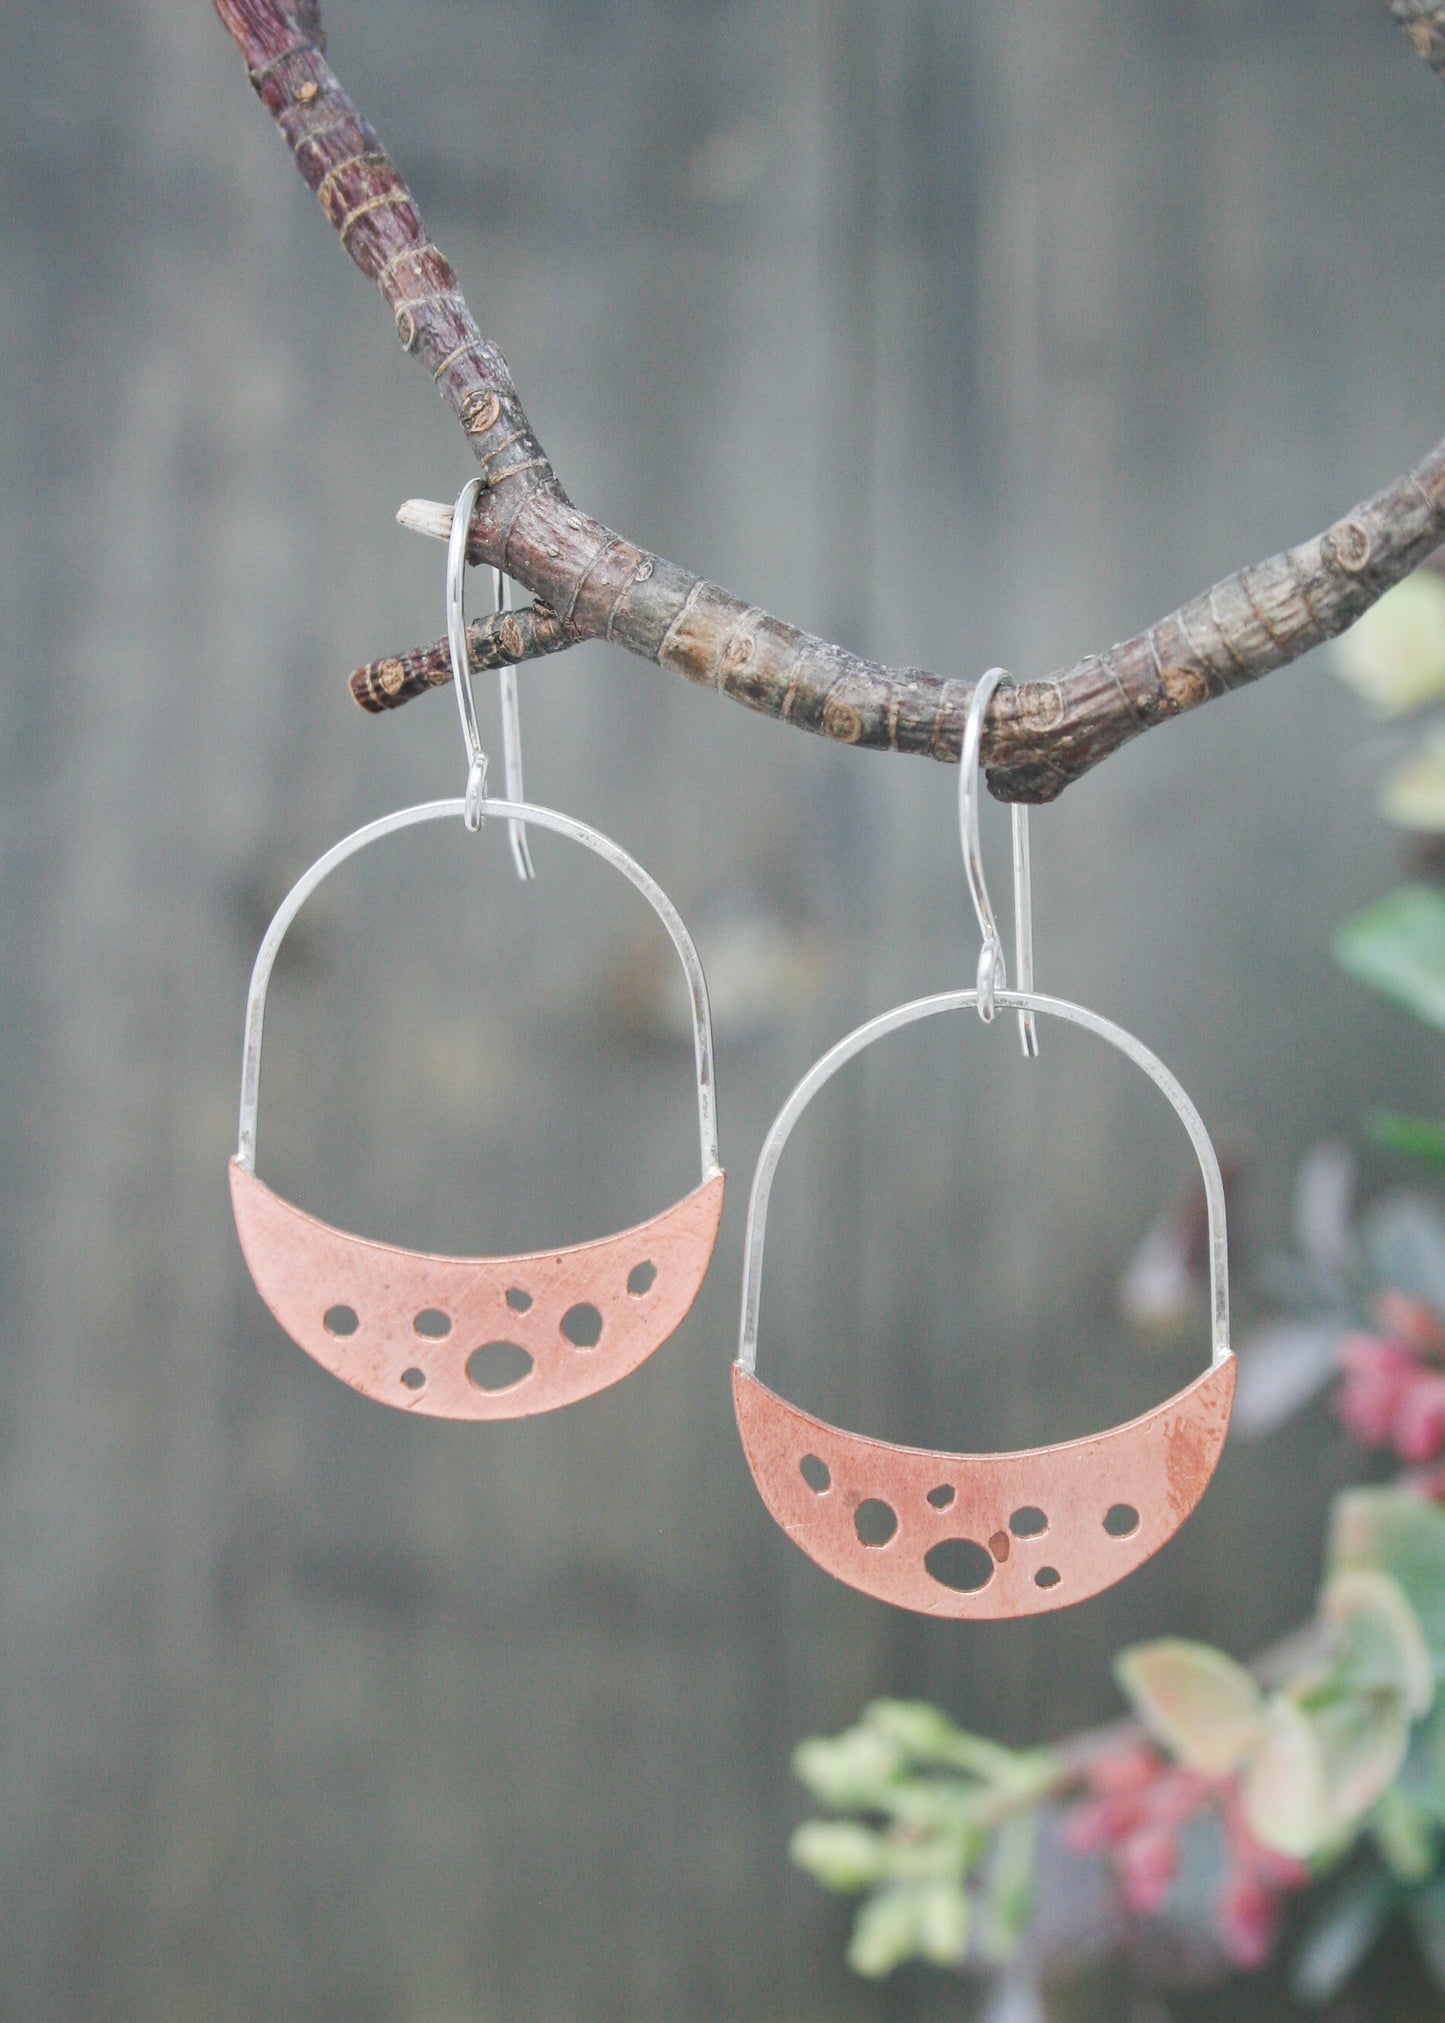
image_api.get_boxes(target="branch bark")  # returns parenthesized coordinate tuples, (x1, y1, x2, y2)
(215, 0, 1445, 802)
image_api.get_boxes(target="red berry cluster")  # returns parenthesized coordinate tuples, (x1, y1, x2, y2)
(1063, 1743, 1308, 1968)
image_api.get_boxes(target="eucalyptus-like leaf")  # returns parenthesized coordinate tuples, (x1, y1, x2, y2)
(1328, 1490, 1445, 1670)
(1333, 887, 1445, 1033)
(1242, 1696, 1332, 1859)
(1370, 1785, 1437, 1883)
(1324, 1569, 1435, 1719)
(1301, 1687, 1414, 1839)
(1366, 1111, 1445, 1171)
(789, 1820, 894, 1892)
(1289, 1865, 1395, 2003)
(1382, 734, 1445, 831)
(1407, 1875, 1445, 1992)
(1116, 1639, 1265, 1774)
(1333, 570, 1445, 716)
(1397, 1695, 1445, 1822)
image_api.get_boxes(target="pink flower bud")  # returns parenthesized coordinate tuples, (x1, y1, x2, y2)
(1335, 1337, 1420, 1445)
(1218, 1876, 1280, 1968)
(1118, 1825, 1179, 1917)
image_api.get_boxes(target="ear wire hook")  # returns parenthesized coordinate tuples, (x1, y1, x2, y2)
(446, 475, 489, 831)
(493, 566, 537, 881)
(959, 667, 1040, 1058)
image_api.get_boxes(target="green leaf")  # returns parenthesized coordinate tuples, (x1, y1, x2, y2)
(1382, 735, 1445, 831)
(1399, 1696, 1445, 1822)
(1324, 1570, 1435, 1720)
(1370, 1786, 1437, 1884)
(790, 1821, 894, 1893)
(1242, 1696, 1332, 1858)
(1115, 1639, 1265, 1774)
(846, 1882, 969, 1977)
(977, 1811, 1038, 1965)
(1290, 1865, 1395, 2003)
(1334, 571, 1445, 716)
(862, 1699, 1013, 1779)
(1333, 886, 1445, 1031)
(915, 1880, 972, 1964)
(1407, 1875, 1445, 1992)
(1306, 1687, 1413, 1838)
(1366, 1112, 1445, 1171)
(1241, 1681, 1409, 1861)
(793, 1726, 903, 1812)
(1328, 1490, 1445, 1671)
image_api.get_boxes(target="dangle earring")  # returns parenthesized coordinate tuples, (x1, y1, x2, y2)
(229, 477, 725, 1418)
(731, 669, 1235, 1617)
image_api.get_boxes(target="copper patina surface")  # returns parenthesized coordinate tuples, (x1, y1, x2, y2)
(232, 1160, 723, 1418)
(732, 1356, 1235, 1617)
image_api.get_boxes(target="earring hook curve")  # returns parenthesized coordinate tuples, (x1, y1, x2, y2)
(959, 667, 1039, 1058)
(446, 475, 489, 831)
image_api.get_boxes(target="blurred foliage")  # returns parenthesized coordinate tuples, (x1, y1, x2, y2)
(1333, 887, 1445, 1032)
(791, 1701, 1058, 1977)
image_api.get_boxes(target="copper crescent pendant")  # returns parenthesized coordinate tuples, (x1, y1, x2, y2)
(233, 798, 723, 1417)
(734, 985, 1235, 1616)
(733, 1356, 1235, 1616)
(233, 1161, 723, 1418)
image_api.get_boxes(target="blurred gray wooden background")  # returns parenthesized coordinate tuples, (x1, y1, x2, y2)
(3, 2, 1444, 2017)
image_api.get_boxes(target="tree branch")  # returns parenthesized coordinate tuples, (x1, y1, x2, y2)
(350, 603, 573, 714)
(215, 0, 1445, 802)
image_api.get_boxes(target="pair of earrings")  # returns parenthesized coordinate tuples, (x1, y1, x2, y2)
(231, 488, 1235, 1618)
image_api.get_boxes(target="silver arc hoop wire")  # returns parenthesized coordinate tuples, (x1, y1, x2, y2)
(736, 986, 1229, 1379)
(237, 797, 720, 1185)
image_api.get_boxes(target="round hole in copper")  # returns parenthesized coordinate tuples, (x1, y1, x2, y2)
(1104, 1503, 1141, 1538)
(1010, 1506, 1048, 1538)
(466, 1341, 534, 1392)
(1035, 1566, 1061, 1589)
(854, 1498, 898, 1548)
(505, 1287, 532, 1313)
(323, 1304, 358, 1337)
(926, 1483, 955, 1510)
(627, 1260, 658, 1297)
(799, 1453, 831, 1494)
(400, 1367, 426, 1391)
(413, 1308, 451, 1338)
(924, 1538, 993, 1593)
(560, 1302, 603, 1349)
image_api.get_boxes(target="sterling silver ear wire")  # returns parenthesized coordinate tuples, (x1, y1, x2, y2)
(961, 667, 1037, 1057)
(446, 473, 535, 878)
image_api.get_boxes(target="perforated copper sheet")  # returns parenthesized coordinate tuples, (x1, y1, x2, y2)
(232, 1160, 723, 1418)
(732, 1356, 1235, 1616)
